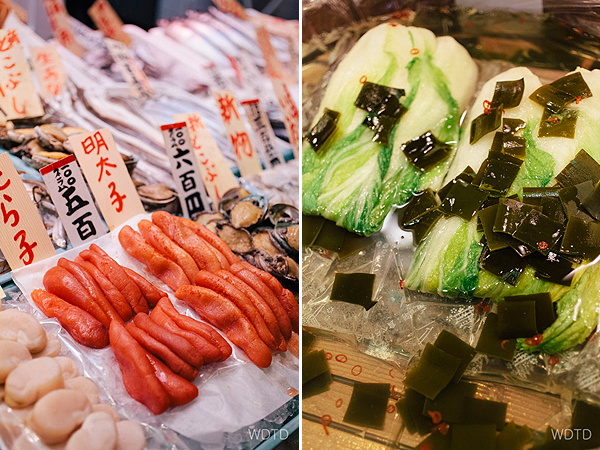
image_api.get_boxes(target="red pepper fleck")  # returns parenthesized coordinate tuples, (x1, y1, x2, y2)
(321, 414, 332, 435)
(387, 404, 396, 414)
(325, 352, 333, 360)
(483, 100, 491, 110)
(335, 398, 343, 408)
(399, 280, 404, 289)
(351, 364, 363, 376)
(335, 354, 348, 363)
(547, 117, 560, 124)
(484, 108, 492, 115)
(576, 96, 582, 104)
(501, 340, 510, 350)
(359, 75, 367, 84)
(538, 241, 548, 250)
(525, 334, 544, 346)
(548, 355, 560, 366)
(390, 23, 398, 27)
(432, 422, 450, 435)
(428, 410, 442, 424)
(410, 48, 420, 55)
(389, 367, 395, 378)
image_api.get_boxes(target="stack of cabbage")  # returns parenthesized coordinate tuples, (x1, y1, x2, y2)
(302, 24, 478, 235)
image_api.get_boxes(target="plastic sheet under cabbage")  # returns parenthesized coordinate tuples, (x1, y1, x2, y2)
(8, 213, 298, 449)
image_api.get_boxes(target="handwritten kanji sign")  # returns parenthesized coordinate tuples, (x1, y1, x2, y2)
(41, 0, 85, 57)
(173, 113, 239, 207)
(271, 79, 299, 158)
(105, 38, 152, 98)
(40, 155, 106, 247)
(161, 123, 210, 218)
(88, 0, 131, 46)
(0, 30, 44, 121)
(241, 99, 283, 169)
(30, 45, 66, 99)
(213, 90, 262, 178)
(255, 26, 286, 80)
(69, 129, 144, 230)
(205, 63, 229, 91)
(0, 153, 56, 270)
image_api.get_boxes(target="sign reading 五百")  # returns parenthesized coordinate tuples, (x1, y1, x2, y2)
(30, 45, 67, 99)
(41, 0, 85, 57)
(271, 78, 299, 158)
(173, 113, 239, 207)
(68, 129, 144, 230)
(88, 0, 132, 46)
(161, 122, 210, 218)
(213, 90, 262, 178)
(40, 155, 106, 247)
(105, 38, 152, 98)
(0, 30, 45, 121)
(241, 99, 283, 168)
(0, 153, 56, 270)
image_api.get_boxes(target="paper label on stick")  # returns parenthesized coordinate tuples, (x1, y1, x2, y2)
(105, 38, 152, 98)
(41, 0, 85, 57)
(255, 26, 286, 80)
(271, 78, 299, 158)
(0, 153, 56, 270)
(212, 90, 262, 178)
(0, 30, 45, 121)
(0, 285, 4, 300)
(160, 122, 210, 218)
(205, 63, 229, 91)
(68, 129, 144, 231)
(212, 0, 249, 20)
(241, 99, 284, 168)
(40, 155, 106, 247)
(173, 113, 239, 207)
(30, 45, 67, 99)
(88, 0, 132, 46)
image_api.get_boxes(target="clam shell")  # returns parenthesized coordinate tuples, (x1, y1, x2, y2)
(216, 224, 254, 253)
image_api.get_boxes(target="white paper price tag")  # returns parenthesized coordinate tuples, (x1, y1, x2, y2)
(241, 99, 283, 168)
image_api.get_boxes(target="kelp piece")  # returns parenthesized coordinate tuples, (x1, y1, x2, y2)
(401, 189, 441, 228)
(438, 167, 476, 200)
(491, 132, 503, 154)
(422, 381, 477, 424)
(503, 118, 526, 135)
(523, 188, 567, 224)
(439, 180, 490, 221)
(555, 149, 600, 188)
(472, 158, 489, 186)
(479, 153, 523, 195)
(354, 81, 405, 112)
(302, 214, 326, 247)
(330, 272, 376, 310)
(529, 72, 592, 114)
(522, 187, 560, 204)
(397, 388, 434, 435)
(479, 205, 509, 251)
(343, 382, 390, 429)
(529, 427, 579, 450)
(463, 397, 508, 431)
(538, 108, 578, 139)
(571, 400, 600, 449)
(497, 422, 531, 450)
(470, 107, 503, 145)
(493, 198, 542, 235)
(504, 293, 557, 332)
(306, 109, 341, 151)
(404, 343, 462, 400)
(560, 216, 600, 260)
(450, 424, 497, 450)
(302, 328, 316, 355)
(303, 370, 333, 399)
(491, 78, 524, 109)
(502, 134, 527, 160)
(416, 433, 451, 450)
(497, 300, 538, 339)
(558, 181, 594, 219)
(312, 219, 346, 252)
(303, 350, 330, 384)
(582, 182, 600, 220)
(511, 209, 564, 255)
(433, 330, 477, 382)
(475, 313, 517, 361)
(529, 251, 574, 287)
(338, 232, 375, 259)
(402, 131, 453, 172)
(406, 210, 443, 246)
(479, 245, 529, 286)
(363, 97, 407, 146)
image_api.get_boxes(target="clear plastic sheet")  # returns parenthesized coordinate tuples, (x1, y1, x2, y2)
(6, 213, 298, 450)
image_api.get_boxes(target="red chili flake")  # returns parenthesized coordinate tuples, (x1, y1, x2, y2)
(576, 96, 582, 104)
(387, 404, 396, 414)
(428, 410, 443, 424)
(359, 75, 367, 84)
(548, 355, 560, 366)
(321, 414, 332, 435)
(475, 300, 490, 314)
(389, 368, 395, 378)
(335, 354, 348, 363)
(410, 48, 420, 55)
(335, 398, 343, 408)
(483, 100, 491, 110)
(501, 340, 510, 350)
(390, 23, 398, 27)
(525, 334, 544, 347)
(538, 241, 548, 250)
(547, 117, 560, 124)
(399, 280, 404, 289)
(432, 422, 450, 435)
(484, 108, 492, 115)
(351, 365, 363, 376)
(325, 352, 333, 360)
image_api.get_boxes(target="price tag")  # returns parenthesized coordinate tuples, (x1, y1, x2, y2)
(255, 26, 286, 80)
(41, 0, 85, 57)
(40, 155, 106, 248)
(271, 78, 299, 158)
(213, 90, 262, 178)
(0, 1, 10, 28)
(88, 0, 132, 46)
(105, 38, 152, 98)
(161, 123, 210, 218)
(0, 30, 45, 121)
(205, 63, 229, 91)
(212, 0, 249, 20)
(233, 52, 271, 101)
(0, 285, 5, 300)
(0, 153, 56, 270)
(68, 129, 144, 231)
(0, 0, 27, 25)
(173, 113, 239, 207)
(241, 99, 284, 168)
(30, 45, 67, 99)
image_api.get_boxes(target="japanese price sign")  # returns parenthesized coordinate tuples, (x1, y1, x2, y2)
(30, 45, 66, 99)
(161, 122, 210, 219)
(212, 0, 249, 20)
(68, 129, 144, 230)
(213, 90, 262, 178)
(105, 38, 152, 98)
(241, 99, 283, 169)
(173, 113, 239, 207)
(0, 153, 56, 270)
(205, 63, 229, 91)
(0, 29, 44, 121)
(40, 155, 106, 248)
(88, 0, 132, 46)
(41, 0, 85, 57)
(255, 26, 286, 80)
(271, 78, 299, 158)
